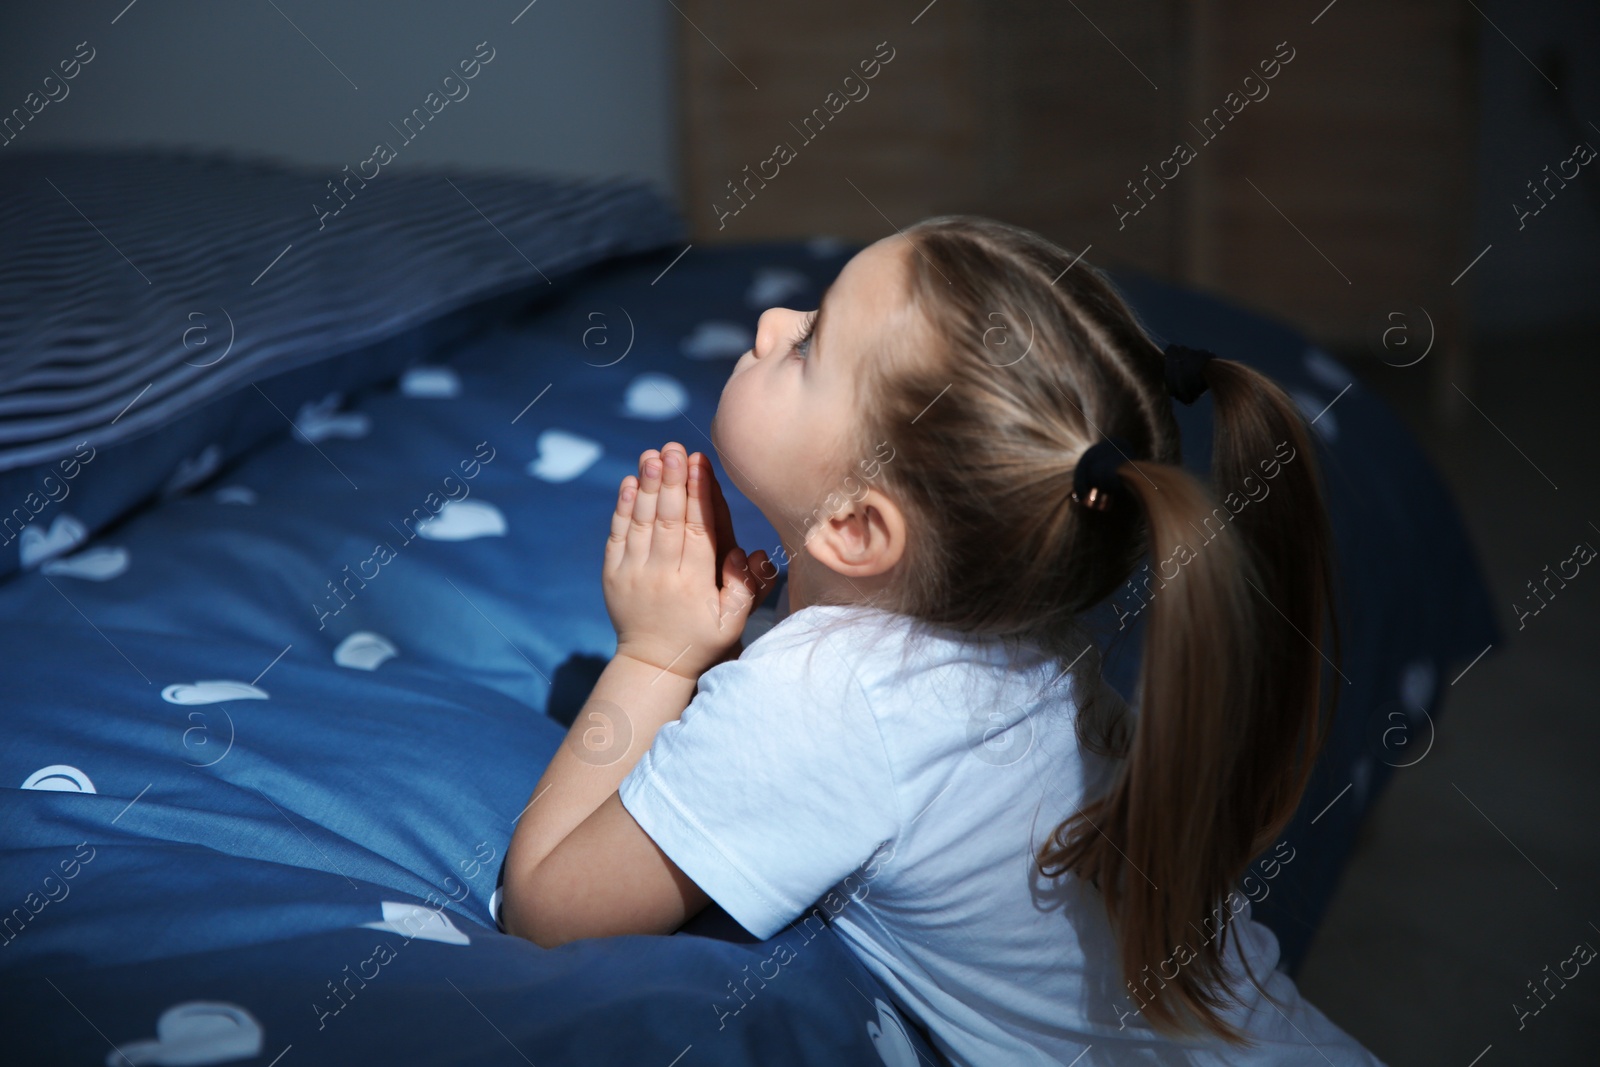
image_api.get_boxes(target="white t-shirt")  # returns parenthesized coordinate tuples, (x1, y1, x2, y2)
(618, 602, 1386, 1066)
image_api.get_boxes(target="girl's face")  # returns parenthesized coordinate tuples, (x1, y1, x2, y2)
(711, 236, 915, 566)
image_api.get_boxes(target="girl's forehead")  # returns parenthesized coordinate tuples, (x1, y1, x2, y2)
(818, 240, 934, 390)
(834, 238, 917, 326)
(845, 236, 911, 286)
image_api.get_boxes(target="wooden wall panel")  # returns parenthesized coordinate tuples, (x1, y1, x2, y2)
(677, 0, 985, 243)
(677, 0, 1475, 357)
(1199, 0, 1476, 347)
(974, 0, 1186, 278)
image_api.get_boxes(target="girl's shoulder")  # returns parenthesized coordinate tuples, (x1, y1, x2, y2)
(752, 599, 905, 650)
(758, 603, 1093, 726)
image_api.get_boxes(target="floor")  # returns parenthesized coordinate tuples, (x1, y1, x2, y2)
(1294, 334, 1600, 1064)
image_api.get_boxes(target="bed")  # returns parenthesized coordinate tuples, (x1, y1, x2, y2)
(0, 149, 1498, 1065)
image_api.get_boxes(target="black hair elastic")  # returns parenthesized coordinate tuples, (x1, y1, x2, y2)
(1164, 343, 1216, 405)
(1071, 436, 1134, 512)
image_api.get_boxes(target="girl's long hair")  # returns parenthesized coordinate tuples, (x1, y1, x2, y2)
(832, 215, 1339, 1042)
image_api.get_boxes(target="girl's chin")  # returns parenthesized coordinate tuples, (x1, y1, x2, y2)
(707, 417, 728, 465)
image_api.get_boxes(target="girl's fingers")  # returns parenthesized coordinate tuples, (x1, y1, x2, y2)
(717, 545, 749, 629)
(726, 548, 772, 612)
(707, 459, 738, 577)
(683, 452, 717, 576)
(747, 550, 774, 608)
(718, 545, 773, 628)
(625, 449, 662, 561)
(649, 443, 689, 566)
(604, 474, 637, 574)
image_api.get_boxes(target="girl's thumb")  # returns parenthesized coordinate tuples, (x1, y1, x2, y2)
(748, 551, 773, 607)
(722, 546, 749, 609)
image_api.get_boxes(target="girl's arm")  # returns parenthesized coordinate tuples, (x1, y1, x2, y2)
(501, 652, 703, 946)
(500, 444, 769, 947)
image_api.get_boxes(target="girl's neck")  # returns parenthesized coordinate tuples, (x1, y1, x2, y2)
(783, 556, 810, 615)
(783, 549, 893, 617)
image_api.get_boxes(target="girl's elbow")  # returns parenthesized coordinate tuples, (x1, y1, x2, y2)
(499, 866, 543, 945)
(511, 916, 567, 950)
(505, 902, 569, 953)
(500, 900, 537, 945)
(501, 864, 575, 949)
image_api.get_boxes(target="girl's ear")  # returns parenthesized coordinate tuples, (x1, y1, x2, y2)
(803, 488, 906, 578)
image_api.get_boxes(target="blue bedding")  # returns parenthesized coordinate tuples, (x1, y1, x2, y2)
(0, 148, 684, 583)
(0, 230, 1496, 1065)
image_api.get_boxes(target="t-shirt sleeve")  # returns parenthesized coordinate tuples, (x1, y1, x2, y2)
(618, 616, 902, 940)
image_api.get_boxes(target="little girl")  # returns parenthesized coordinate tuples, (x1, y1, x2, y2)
(501, 216, 1386, 1065)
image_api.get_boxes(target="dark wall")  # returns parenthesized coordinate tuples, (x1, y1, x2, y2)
(1468, 0, 1600, 336)
(0, 1, 678, 197)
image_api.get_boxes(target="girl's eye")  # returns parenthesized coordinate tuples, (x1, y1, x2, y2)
(790, 310, 820, 359)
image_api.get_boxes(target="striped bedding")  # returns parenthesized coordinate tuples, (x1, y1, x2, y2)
(0, 147, 684, 578)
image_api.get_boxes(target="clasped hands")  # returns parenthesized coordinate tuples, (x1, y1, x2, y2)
(603, 442, 774, 679)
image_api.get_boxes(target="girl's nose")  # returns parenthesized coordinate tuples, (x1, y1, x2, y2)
(753, 307, 794, 360)
(753, 309, 779, 359)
